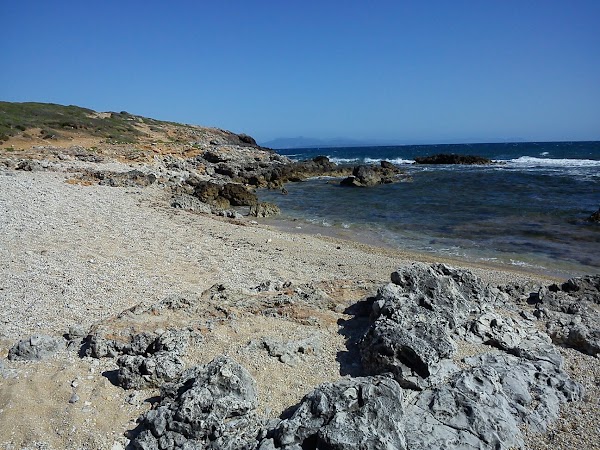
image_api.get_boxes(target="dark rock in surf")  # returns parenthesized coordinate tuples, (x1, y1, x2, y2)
(587, 208, 600, 223)
(414, 153, 492, 165)
(340, 161, 406, 187)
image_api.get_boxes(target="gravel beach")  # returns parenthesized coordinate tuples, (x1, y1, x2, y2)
(0, 168, 597, 450)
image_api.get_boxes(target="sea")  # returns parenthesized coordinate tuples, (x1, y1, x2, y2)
(256, 141, 600, 278)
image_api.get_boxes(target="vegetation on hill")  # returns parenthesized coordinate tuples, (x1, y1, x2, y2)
(0, 102, 148, 144)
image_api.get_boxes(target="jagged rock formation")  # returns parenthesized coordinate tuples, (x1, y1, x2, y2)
(86, 329, 193, 389)
(533, 275, 600, 355)
(259, 375, 407, 450)
(414, 154, 492, 164)
(8, 334, 64, 361)
(131, 356, 262, 450)
(120, 264, 586, 450)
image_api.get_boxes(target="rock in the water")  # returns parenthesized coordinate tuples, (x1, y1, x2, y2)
(262, 375, 407, 450)
(414, 154, 492, 165)
(131, 356, 261, 450)
(8, 334, 64, 361)
(587, 207, 600, 223)
(340, 161, 407, 187)
(249, 202, 281, 218)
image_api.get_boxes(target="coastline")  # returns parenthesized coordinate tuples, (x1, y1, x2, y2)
(0, 168, 598, 449)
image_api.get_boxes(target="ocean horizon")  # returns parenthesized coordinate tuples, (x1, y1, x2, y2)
(258, 141, 600, 278)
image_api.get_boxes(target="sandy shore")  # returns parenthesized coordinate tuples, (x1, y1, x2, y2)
(0, 169, 597, 449)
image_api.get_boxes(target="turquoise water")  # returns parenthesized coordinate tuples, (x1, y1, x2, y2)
(258, 141, 600, 277)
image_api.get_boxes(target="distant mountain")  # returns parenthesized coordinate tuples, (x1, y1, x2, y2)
(261, 137, 379, 149)
(261, 136, 529, 149)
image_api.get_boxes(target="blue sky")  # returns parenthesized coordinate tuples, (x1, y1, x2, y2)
(2, 1, 599, 144)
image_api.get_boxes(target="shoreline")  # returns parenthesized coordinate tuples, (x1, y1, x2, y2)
(0, 168, 598, 449)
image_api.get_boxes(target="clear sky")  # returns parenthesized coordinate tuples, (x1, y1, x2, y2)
(2, 0, 599, 144)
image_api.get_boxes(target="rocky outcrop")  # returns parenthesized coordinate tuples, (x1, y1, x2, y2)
(193, 181, 258, 208)
(86, 329, 192, 389)
(340, 161, 408, 187)
(116, 264, 585, 450)
(249, 202, 280, 217)
(77, 169, 158, 187)
(131, 356, 262, 450)
(533, 275, 600, 355)
(359, 263, 502, 389)
(170, 193, 212, 214)
(8, 334, 64, 361)
(259, 375, 407, 450)
(414, 154, 492, 165)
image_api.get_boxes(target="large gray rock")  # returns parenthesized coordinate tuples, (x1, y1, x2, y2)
(116, 351, 185, 390)
(405, 353, 583, 449)
(534, 275, 600, 355)
(86, 329, 191, 389)
(360, 263, 501, 388)
(261, 375, 407, 450)
(8, 334, 64, 361)
(131, 356, 261, 450)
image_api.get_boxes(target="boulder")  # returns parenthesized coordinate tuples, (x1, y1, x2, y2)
(340, 161, 407, 187)
(192, 181, 258, 208)
(116, 352, 185, 390)
(221, 183, 258, 206)
(8, 334, 64, 361)
(171, 194, 212, 214)
(404, 352, 582, 449)
(414, 154, 492, 165)
(249, 202, 281, 218)
(261, 375, 407, 450)
(131, 356, 261, 450)
(360, 263, 501, 388)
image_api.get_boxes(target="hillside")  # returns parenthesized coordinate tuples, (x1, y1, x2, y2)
(0, 101, 261, 161)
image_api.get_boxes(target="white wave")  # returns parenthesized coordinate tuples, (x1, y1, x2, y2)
(327, 156, 361, 164)
(540, 151, 550, 156)
(506, 156, 600, 167)
(364, 157, 415, 165)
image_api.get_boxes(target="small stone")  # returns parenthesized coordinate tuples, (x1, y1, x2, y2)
(69, 393, 80, 404)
